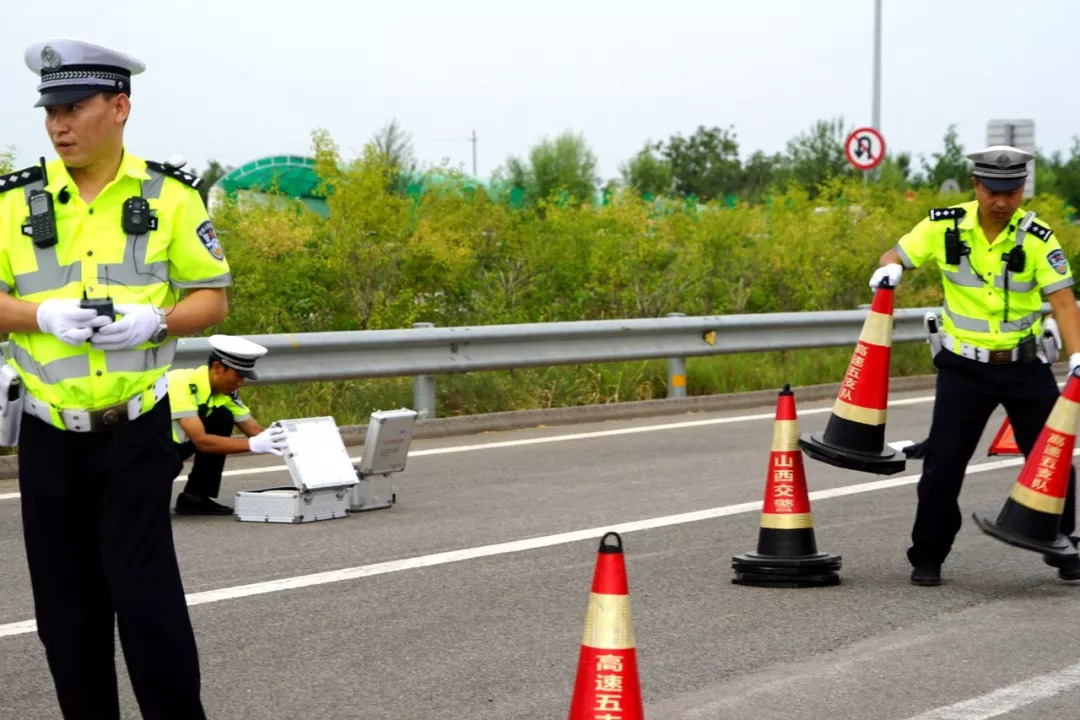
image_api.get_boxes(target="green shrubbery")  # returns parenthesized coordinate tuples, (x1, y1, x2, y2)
(205, 131, 1079, 424)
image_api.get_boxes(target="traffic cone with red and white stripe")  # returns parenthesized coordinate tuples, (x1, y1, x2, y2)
(567, 532, 644, 720)
(973, 374, 1080, 559)
(733, 384, 841, 588)
(799, 279, 906, 475)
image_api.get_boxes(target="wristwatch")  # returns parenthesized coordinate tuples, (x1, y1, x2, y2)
(150, 319, 169, 344)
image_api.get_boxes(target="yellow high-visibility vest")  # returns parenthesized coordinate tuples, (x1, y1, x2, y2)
(0, 150, 232, 426)
(894, 200, 1073, 351)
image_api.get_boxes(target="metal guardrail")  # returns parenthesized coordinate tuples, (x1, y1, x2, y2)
(166, 305, 952, 419)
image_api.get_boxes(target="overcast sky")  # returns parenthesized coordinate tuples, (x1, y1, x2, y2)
(3, 0, 1079, 182)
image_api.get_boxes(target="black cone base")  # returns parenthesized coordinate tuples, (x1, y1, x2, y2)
(731, 548, 842, 588)
(972, 504, 1079, 559)
(799, 432, 906, 476)
(732, 569, 842, 588)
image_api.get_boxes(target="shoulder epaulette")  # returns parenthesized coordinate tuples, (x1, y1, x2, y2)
(145, 160, 202, 190)
(929, 207, 966, 221)
(0, 166, 43, 195)
(1027, 220, 1053, 242)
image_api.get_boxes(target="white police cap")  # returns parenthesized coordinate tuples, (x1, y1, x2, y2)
(24, 39, 145, 108)
(208, 335, 268, 380)
(965, 145, 1034, 192)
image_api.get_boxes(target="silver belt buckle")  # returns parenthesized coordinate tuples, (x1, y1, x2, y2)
(88, 402, 130, 432)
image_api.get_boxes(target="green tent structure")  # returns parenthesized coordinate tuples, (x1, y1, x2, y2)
(212, 155, 328, 217)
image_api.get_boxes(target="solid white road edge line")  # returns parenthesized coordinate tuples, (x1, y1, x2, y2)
(0, 444, 1054, 641)
(0, 393, 937, 503)
(904, 659, 1080, 719)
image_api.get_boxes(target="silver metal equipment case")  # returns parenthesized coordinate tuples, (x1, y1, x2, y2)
(349, 408, 419, 512)
(234, 416, 358, 524)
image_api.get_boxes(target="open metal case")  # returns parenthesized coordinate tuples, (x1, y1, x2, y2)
(350, 408, 418, 512)
(234, 416, 358, 524)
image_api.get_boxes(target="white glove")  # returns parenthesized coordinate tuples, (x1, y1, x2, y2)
(36, 298, 111, 346)
(89, 304, 163, 351)
(249, 426, 288, 456)
(1069, 352, 1080, 377)
(869, 263, 903, 291)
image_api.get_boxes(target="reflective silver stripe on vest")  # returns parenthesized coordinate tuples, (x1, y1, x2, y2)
(993, 274, 1038, 293)
(99, 169, 169, 289)
(104, 342, 176, 374)
(17, 181, 80, 295)
(943, 257, 984, 288)
(10, 343, 90, 383)
(943, 300, 992, 332)
(1001, 310, 1042, 333)
(11, 340, 175, 384)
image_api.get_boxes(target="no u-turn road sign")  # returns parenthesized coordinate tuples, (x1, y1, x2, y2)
(845, 127, 885, 171)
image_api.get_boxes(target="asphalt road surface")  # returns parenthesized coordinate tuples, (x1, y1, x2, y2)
(2, 379, 1080, 719)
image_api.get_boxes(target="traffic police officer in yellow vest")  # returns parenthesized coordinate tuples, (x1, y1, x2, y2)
(170, 334, 287, 515)
(872, 145, 1080, 587)
(0, 39, 230, 718)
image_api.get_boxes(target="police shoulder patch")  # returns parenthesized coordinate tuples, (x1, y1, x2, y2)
(929, 207, 966, 221)
(1027, 221, 1053, 242)
(146, 160, 202, 190)
(0, 166, 43, 195)
(195, 220, 225, 261)
(1047, 248, 1069, 275)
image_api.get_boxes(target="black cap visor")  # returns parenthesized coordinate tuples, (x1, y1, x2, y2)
(975, 174, 1026, 192)
(34, 87, 105, 108)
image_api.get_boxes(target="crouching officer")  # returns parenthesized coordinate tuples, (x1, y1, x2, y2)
(2, 39, 232, 718)
(170, 334, 287, 515)
(871, 145, 1080, 587)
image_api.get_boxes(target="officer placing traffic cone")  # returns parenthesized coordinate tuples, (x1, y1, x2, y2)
(733, 385, 841, 588)
(862, 146, 1080, 586)
(567, 532, 644, 720)
(799, 278, 906, 475)
(973, 373, 1080, 566)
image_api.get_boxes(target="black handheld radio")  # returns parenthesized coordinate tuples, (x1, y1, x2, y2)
(27, 158, 58, 249)
(944, 218, 967, 265)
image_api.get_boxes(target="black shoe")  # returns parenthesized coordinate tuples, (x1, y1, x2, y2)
(1042, 536, 1080, 570)
(903, 439, 928, 459)
(1058, 556, 1080, 582)
(910, 563, 942, 586)
(175, 492, 233, 516)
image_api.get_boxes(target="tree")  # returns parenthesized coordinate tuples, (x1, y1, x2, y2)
(874, 152, 916, 191)
(656, 125, 742, 202)
(920, 124, 971, 191)
(195, 159, 230, 207)
(371, 118, 418, 195)
(782, 117, 851, 194)
(499, 130, 599, 205)
(741, 150, 785, 201)
(619, 143, 672, 198)
(372, 118, 416, 171)
(1036, 139, 1080, 214)
(0, 146, 15, 175)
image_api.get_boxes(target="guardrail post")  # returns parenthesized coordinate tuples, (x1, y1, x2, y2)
(666, 312, 687, 399)
(412, 322, 436, 419)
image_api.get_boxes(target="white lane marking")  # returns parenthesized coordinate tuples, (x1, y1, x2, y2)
(905, 660, 1080, 719)
(0, 393, 937, 502)
(0, 444, 1054, 641)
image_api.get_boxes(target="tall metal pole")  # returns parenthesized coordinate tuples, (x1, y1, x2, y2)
(871, 0, 882, 181)
(872, 0, 881, 133)
(470, 130, 477, 177)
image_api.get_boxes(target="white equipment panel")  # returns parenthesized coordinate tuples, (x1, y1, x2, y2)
(235, 416, 358, 524)
(351, 408, 418, 512)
